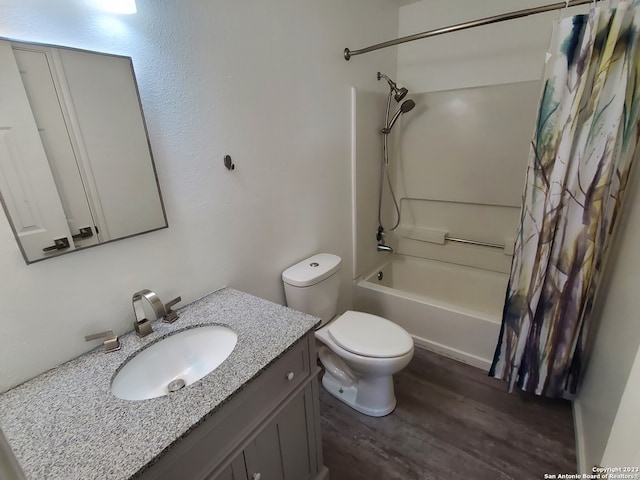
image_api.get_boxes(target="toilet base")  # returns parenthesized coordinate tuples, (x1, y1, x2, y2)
(321, 370, 396, 417)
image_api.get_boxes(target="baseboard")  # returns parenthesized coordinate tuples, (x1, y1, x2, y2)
(572, 400, 588, 474)
(412, 335, 492, 371)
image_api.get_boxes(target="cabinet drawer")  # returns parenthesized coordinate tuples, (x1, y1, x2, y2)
(265, 336, 309, 395)
(141, 334, 313, 480)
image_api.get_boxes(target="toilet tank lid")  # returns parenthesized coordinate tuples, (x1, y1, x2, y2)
(282, 253, 341, 287)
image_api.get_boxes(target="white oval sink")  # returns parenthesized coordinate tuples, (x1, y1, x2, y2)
(111, 325, 237, 401)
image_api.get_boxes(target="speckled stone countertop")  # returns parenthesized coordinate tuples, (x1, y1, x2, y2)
(0, 288, 320, 480)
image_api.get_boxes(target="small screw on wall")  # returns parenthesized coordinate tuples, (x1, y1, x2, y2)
(224, 155, 235, 171)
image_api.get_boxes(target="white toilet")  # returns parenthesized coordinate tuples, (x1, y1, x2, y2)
(282, 253, 414, 417)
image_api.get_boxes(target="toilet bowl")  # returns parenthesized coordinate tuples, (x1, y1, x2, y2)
(315, 310, 414, 416)
(282, 253, 414, 417)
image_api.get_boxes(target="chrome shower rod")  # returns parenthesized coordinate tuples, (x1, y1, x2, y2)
(344, 0, 594, 60)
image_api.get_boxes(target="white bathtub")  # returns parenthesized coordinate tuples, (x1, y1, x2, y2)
(355, 255, 509, 370)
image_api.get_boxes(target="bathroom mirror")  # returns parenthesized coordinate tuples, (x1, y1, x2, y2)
(0, 38, 167, 264)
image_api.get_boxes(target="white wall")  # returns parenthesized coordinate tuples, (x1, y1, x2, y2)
(398, 0, 590, 92)
(574, 156, 640, 471)
(351, 88, 391, 279)
(0, 0, 398, 392)
(601, 346, 640, 468)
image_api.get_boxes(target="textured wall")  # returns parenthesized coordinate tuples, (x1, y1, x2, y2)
(0, 0, 398, 391)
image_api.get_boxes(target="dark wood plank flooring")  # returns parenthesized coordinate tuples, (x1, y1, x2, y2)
(319, 347, 576, 480)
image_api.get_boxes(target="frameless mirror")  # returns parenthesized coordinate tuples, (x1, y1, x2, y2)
(0, 38, 167, 264)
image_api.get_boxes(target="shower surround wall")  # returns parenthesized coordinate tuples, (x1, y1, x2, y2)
(352, 80, 538, 367)
(387, 82, 537, 273)
(353, 0, 564, 368)
(390, 0, 592, 269)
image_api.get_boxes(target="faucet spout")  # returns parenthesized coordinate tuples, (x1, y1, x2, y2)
(377, 244, 394, 253)
(132, 289, 166, 337)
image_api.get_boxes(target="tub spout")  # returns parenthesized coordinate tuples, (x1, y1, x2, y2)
(377, 244, 393, 253)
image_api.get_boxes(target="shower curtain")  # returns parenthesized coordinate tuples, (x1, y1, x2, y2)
(490, 0, 640, 398)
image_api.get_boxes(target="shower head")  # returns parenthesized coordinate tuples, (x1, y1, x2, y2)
(377, 72, 409, 102)
(383, 99, 416, 134)
(395, 87, 408, 102)
(400, 99, 415, 113)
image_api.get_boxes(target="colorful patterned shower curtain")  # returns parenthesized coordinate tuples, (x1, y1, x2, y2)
(490, 0, 640, 398)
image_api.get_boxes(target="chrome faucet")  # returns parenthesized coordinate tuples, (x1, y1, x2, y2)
(132, 289, 166, 337)
(376, 226, 393, 252)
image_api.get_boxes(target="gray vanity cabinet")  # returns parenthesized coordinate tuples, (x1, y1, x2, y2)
(213, 455, 247, 480)
(239, 385, 317, 480)
(140, 332, 328, 480)
(211, 385, 316, 480)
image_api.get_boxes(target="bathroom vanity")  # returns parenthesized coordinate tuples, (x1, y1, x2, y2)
(0, 289, 328, 480)
(143, 333, 320, 480)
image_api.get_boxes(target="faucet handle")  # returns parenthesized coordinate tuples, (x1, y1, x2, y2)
(162, 296, 182, 324)
(85, 330, 120, 353)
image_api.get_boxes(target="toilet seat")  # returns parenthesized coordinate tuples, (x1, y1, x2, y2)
(327, 311, 413, 358)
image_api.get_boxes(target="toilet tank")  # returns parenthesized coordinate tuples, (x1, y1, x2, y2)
(282, 253, 341, 327)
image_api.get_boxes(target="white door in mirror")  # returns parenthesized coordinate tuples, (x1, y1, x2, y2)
(0, 41, 74, 261)
(0, 39, 168, 264)
(111, 326, 238, 401)
(12, 45, 100, 250)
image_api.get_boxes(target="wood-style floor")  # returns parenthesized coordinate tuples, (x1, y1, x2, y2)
(319, 347, 576, 480)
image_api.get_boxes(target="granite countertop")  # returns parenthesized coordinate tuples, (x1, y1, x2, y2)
(0, 288, 319, 480)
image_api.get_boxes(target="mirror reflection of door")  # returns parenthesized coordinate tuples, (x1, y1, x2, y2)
(0, 41, 75, 261)
(13, 44, 101, 250)
(0, 39, 167, 263)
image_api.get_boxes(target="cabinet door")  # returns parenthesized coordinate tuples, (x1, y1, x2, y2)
(244, 386, 315, 480)
(277, 388, 314, 480)
(244, 420, 284, 480)
(210, 453, 248, 480)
